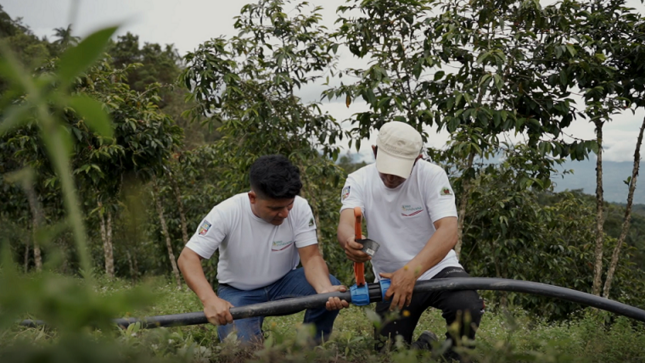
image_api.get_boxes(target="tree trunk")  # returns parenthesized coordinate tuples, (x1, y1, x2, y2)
(455, 152, 475, 258)
(57, 237, 69, 274)
(168, 169, 189, 244)
(602, 116, 645, 298)
(153, 182, 182, 289)
(24, 243, 29, 273)
(127, 250, 137, 281)
(107, 210, 114, 276)
(33, 243, 42, 272)
(592, 120, 605, 296)
(24, 184, 43, 272)
(98, 201, 115, 278)
(133, 250, 139, 280)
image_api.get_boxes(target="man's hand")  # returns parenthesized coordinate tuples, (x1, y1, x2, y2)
(319, 285, 350, 311)
(342, 235, 371, 263)
(203, 296, 234, 326)
(380, 266, 418, 311)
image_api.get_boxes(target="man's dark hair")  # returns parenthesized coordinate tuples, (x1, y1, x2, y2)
(249, 155, 302, 199)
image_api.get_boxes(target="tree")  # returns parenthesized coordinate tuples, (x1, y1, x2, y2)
(459, 145, 639, 319)
(69, 61, 183, 278)
(152, 177, 182, 289)
(557, 0, 645, 296)
(0, 150, 39, 272)
(0, 6, 51, 88)
(0, 27, 123, 277)
(53, 24, 80, 50)
(1, 44, 183, 278)
(107, 33, 182, 105)
(593, 2, 645, 298)
(326, 0, 594, 257)
(107, 32, 216, 149)
(181, 0, 349, 277)
(0, 26, 166, 363)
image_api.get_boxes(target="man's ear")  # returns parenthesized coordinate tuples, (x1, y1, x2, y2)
(248, 191, 257, 204)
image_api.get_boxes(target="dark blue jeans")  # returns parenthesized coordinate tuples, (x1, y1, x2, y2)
(216, 267, 341, 344)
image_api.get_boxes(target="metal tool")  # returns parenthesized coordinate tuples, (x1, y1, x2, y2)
(356, 237, 380, 257)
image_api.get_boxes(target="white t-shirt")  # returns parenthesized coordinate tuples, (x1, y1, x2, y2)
(340, 160, 462, 281)
(186, 193, 318, 290)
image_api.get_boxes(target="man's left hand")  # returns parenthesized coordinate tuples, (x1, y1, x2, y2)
(380, 266, 417, 311)
(320, 285, 350, 311)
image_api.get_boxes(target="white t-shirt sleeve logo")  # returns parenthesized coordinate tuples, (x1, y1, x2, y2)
(198, 220, 212, 235)
(439, 186, 453, 197)
(293, 197, 318, 248)
(341, 185, 351, 201)
(339, 174, 364, 212)
(186, 207, 228, 259)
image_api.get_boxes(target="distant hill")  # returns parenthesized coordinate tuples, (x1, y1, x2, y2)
(552, 159, 643, 204)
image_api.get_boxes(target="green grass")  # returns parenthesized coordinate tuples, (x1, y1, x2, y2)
(7, 277, 645, 363)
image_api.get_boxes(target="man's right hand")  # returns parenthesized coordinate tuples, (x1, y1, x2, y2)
(343, 236, 371, 263)
(203, 296, 234, 326)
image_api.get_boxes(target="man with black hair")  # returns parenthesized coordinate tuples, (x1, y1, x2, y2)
(337, 122, 483, 360)
(178, 155, 347, 344)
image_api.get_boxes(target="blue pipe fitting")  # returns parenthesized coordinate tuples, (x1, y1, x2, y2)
(379, 279, 391, 302)
(350, 283, 370, 306)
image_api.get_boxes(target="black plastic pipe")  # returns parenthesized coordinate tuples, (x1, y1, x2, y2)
(20, 277, 645, 329)
(114, 290, 353, 329)
(413, 278, 645, 323)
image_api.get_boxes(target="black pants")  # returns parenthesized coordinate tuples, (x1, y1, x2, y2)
(374, 266, 484, 350)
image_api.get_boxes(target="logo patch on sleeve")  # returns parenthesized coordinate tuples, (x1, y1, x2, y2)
(440, 187, 453, 196)
(198, 221, 212, 235)
(341, 186, 351, 201)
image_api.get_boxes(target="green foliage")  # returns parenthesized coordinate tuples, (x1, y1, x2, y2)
(73, 61, 183, 185)
(108, 33, 181, 95)
(1, 49, 183, 279)
(5, 279, 645, 362)
(461, 146, 645, 318)
(327, 0, 592, 160)
(181, 0, 347, 161)
(104, 31, 214, 149)
(58, 27, 117, 89)
(0, 25, 121, 276)
(0, 5, 53, 76)
(1, 2, 645, 361)
(52, 24, 80, 51)
(179, 0, 351, 284)
(0, 23, 181, 363)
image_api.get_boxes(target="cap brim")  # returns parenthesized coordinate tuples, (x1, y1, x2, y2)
(376, 149, 415, 179)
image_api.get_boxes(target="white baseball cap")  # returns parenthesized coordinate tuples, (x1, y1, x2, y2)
(375, 121, 423, 179)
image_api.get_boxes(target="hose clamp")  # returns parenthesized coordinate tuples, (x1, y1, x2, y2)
(379, 279, 391, 302)
(350, 283, 370, 306)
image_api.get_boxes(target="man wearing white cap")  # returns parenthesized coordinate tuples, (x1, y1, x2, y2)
(337, 121, 483, 359)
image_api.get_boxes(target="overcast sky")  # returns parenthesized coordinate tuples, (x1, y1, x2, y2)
(3, 0, 645, 162)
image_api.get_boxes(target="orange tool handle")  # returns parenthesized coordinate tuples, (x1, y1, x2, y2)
(354, 207, 366, 286)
